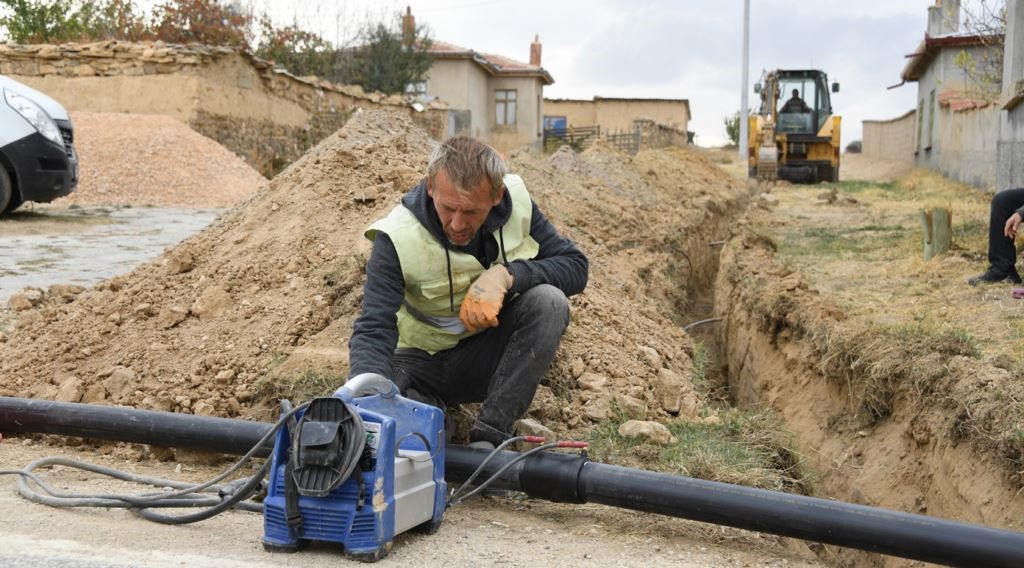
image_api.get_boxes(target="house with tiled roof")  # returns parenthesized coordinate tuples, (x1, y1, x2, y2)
(896, 0, 1002, 188)
(402, 8, 553, 151)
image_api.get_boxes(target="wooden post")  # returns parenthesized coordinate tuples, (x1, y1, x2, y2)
(920, 207, 952, 261)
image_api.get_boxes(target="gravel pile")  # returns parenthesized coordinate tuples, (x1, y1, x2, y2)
(67, 112, 266, 208)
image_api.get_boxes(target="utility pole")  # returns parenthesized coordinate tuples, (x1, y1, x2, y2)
(739, 0, 749, 160)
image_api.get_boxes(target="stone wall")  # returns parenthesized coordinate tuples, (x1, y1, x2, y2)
(0, 41, 448, 176)
(639, 120, 689, 149)
(544, 97, 690, 137)
(0, 41, 233, 78)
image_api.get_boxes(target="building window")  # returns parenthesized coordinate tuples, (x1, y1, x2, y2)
(927, 88, 936, 149)
(405, 81, 427, 98)
(916, 98, 925, 152)
(496, 89, 517, 125)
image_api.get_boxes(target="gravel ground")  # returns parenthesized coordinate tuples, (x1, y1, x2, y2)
(0, 205, 222, 306)
(0, 441, 823, 568)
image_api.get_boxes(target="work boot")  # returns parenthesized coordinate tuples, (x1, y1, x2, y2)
(967, 267, 1023, 286)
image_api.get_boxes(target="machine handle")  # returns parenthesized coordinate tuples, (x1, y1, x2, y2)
(334, 373, 398, 402)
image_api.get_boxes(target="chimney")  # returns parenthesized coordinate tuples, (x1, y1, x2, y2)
(944, 0, 961, 34)
(927, 0, 960, 37)
(927, 1, 943, 36)
(530, 34, 542, 67)
(402, 6, 415, 47)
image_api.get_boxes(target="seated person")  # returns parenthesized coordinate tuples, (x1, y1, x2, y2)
(780, 89, 811, 114)
(968, 188, 1024, 285)
(347, 136, 589, 449)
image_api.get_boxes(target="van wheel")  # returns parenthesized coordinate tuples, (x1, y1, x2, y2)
(0, 168, 12, 214)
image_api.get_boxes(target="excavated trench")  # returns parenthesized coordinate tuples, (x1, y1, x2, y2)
(3, 110, 1022, 565)
(674, 188, 1024, 567)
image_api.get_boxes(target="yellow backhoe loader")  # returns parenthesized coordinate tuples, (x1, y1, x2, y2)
(749, 69, 841, 183)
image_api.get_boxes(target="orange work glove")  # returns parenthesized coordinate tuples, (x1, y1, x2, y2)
(459, 265, 513, 332)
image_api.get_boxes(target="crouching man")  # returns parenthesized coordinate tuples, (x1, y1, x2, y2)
(347, 136, 589, 448)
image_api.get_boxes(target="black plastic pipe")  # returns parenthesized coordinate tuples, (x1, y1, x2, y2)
(3, 397, 1024, 566)
(0, 396, 275, 456)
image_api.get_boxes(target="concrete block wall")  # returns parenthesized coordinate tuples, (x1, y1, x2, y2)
(935, 104, 1000, 190)
(862, 110, 916, 162)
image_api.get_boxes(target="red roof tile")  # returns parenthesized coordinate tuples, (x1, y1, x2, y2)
(425, 39, 552, 84)
(937, 89, 992, 112)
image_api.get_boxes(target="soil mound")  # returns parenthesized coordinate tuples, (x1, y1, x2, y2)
(67, 112, 265, 208)
(0, 110, 749, 444)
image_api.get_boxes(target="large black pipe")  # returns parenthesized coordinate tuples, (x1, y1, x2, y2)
(0, 397, 275, 456)
(3, 397, 1023, 566)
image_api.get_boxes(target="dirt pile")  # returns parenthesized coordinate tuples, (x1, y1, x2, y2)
(67, 112, 265, 208)
(0, 109, 749, 447)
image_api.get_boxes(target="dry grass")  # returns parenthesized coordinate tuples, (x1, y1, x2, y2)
(253, 367, 346, 406)
(587, 403, 811, 494)
(765, 169, 1019, 368)
(730, 165, 1024, 483)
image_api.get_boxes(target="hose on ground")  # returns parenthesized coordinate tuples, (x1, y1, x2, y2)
(0, 401, 308, 524)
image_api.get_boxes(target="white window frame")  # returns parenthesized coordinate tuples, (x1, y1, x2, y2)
(495, 89, 517, 126)
(405, 81, 427, 98)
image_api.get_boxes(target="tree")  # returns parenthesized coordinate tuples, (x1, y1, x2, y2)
(342, 16, 432, 95)
(0, 0, 89, 43)
(150, 0, 251, 48)
(78, 0, 148, 41)
(954, 0, 1006, 102)
(255, 16, 336, 79)
(723, 111, 740, 146)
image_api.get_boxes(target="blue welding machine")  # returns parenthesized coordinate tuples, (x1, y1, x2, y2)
(262, 375, 446, 561)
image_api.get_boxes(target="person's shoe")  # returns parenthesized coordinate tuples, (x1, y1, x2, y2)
(967, 268, 1023, 286)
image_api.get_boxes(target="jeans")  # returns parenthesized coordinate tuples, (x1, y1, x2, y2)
(988, 188, 1024, 275)
(391, 284, 570, 446)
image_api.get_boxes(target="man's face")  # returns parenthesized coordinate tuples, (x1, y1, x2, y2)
(427, 169, 503, 246)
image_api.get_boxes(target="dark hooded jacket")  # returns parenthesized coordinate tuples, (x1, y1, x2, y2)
(347, 179, 589, 379)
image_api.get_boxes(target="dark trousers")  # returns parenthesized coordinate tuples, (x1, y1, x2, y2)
(392, 284, 570, 446)
(988, 188, 1024, 275)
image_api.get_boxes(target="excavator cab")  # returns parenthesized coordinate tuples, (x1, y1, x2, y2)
(749, 69, 841, 183)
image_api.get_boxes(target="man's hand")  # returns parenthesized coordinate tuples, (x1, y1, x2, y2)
(1005, 212, 1022, 239)
(459, 265, 513, 332)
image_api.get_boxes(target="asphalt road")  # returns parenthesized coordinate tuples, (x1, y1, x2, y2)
(0, 205, 221, 306)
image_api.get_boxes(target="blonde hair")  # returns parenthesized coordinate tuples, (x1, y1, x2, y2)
(427, 136, 507, 198)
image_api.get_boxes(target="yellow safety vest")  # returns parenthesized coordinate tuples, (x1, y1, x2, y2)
(366, 174, 540, 354)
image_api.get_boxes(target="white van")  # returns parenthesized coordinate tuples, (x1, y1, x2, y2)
(0, 75, 78, 213)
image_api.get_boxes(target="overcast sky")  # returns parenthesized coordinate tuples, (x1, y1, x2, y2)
(254, 0, 955, 147)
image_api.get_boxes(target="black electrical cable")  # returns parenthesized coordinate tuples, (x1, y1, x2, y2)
(448, 437, 565, 506)
(0, 401, 309, 524)
(1, 457, 259, 510)
(136, 458, 273, 525)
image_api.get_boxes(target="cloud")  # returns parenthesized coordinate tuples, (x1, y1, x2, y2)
(540, 1, 925, 144)
(261, 0, 938, 146)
